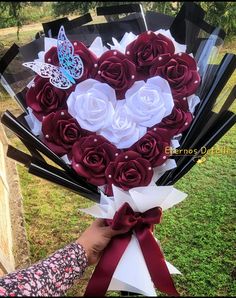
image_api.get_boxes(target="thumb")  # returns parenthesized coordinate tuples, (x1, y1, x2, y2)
(102, 225, 130, 238)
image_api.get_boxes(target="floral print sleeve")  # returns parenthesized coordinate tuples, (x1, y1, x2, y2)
(0, 242, 88, 297)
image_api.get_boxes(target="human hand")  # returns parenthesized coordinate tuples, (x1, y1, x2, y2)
(76, 218, 127, 265)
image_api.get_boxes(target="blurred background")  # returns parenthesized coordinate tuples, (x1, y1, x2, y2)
(0, 2, 235, 297)
(0, 2, 235, 46)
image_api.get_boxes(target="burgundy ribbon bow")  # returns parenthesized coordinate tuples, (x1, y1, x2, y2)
(84, 202, 179, 297)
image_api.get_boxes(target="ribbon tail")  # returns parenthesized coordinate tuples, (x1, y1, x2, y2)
(136, 228, 179, 296)
(84, 234, 131, 297)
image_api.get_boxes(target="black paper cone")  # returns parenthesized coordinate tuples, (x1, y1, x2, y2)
(1, 110, 98, 193)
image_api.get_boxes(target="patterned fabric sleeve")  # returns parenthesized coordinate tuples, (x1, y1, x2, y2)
(0, 242, 88, 297)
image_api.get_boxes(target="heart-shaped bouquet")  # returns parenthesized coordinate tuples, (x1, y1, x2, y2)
(19, 26, 202, 295)
(23, 26, 200, 198)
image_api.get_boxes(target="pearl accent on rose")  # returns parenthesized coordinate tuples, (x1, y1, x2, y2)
(94, 64, 98, 68)
(183, 97, 187, 100)
(108, 174, 112, 178)
(47, 58, 51, 62)
(126, 51, 130, 55)
(61, 112, 65, 116)
(94, 138, 97, 142)
(74, 42, 77, 46)
(45, 134, 49, 138)
(163, 156, 167, 159)
(125, 155, 128, 159)
(148, 167, 152, 170)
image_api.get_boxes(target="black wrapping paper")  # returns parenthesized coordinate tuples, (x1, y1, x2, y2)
(6, 145, 100, 201)
(1, 110, 99, 194)
(167, 111, 236, 185)
(157, 53, 236, 186)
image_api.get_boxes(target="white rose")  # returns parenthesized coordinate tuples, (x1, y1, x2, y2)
(125, 76, 174, 128)
(155, 29, 187, 53)
(67, 79, 116, 132)
(99, 100, 147, 149)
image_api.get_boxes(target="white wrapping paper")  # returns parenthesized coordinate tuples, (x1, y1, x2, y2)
(80, 184, 187, 296)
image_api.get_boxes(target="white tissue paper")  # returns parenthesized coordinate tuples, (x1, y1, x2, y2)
(80, 184, 187, 296)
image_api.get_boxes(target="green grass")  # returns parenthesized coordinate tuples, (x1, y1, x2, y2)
(0, 24, 235, 297)
(155, 144, 236, 296)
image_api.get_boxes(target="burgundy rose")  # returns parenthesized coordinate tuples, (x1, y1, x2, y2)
(174, 98, 189, 112)
(126, 31, 175, 80)
(105, 151, 153, 196)
(44, 46, 59, 65)
(150, 53, 200, 100)
(44, 42, 97, 83)
(94, 50, 136, 100)
(73, 41, 98, 82)
(72, 135, 119, 186)
(42, 110, 87, 156)
(26, 76, 71, 120)
(157, 107, 193, 135)
(131, 130, 171, 167)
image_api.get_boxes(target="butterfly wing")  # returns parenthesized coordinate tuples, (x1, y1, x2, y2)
(57, 26, 84, 80)
(23, 62, 72, 89)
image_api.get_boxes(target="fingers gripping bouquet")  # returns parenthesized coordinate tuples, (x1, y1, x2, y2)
(0, 3, 235, 297)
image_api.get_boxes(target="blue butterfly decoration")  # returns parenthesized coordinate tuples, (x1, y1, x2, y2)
(23, 26, 84, 89)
